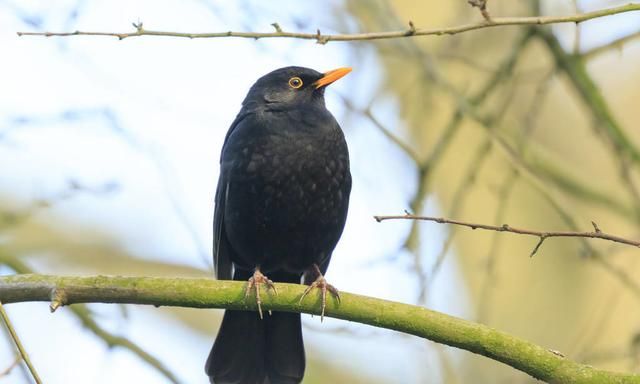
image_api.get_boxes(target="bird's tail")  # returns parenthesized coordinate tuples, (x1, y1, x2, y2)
(205, 269, 305, 384)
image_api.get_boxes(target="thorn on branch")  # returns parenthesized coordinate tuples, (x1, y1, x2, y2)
(530, 235, 547, 257)
(407, 21, 417, 36)
(271, 23, 283, 33)
(468, 0, 492, 21)
(591, 221, 602, 233)
(315, 29, 329, 45)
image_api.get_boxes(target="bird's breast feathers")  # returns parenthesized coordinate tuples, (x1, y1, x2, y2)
(223, 110, 349, 182)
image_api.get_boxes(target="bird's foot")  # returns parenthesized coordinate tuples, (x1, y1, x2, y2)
(299, 264, 340, 322)
(245, 269, 277, 319)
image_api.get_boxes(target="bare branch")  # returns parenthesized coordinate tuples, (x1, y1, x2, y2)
(422, 32, 534, 288)
(0, 301, 42, 384)
(16, 4, 640, 43)
(340, 96, 422, 165)
(528, 180, 640, 300)
(374, 214, 640, 256)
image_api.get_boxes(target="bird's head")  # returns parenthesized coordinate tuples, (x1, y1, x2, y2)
(242, 66, 351, 109)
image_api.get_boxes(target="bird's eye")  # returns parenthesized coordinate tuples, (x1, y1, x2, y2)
(288, 77, 303, 89)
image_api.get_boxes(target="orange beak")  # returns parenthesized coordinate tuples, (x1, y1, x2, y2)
(314, 67, 352, 89)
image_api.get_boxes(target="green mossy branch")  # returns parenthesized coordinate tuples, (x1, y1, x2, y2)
(0, 274, 638, 384)
(0, 252, 181, 384)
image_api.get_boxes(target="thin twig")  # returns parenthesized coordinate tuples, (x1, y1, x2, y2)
(582, 30, 640, 59)
(476, 70, 555, 321)
(0, 301, 42, 384)
(68, 304, 181, 384)
(528, 180, 640, 300)
(0, 355, 21, 377)
(15, 4, 640, 43)
(374, 214, 640, 256)
(424, 32, 534, 289)
(475, 170, 518, 322)
(340, 96, 422, 165)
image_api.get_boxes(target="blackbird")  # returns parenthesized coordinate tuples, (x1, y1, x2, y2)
(205, 66, 352, 384)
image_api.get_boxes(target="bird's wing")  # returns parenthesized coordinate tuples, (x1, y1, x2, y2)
(213, 178, 233, 280)
(213, 111, 249, 280)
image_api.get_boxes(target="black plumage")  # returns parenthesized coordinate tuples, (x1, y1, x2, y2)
(206, 66, 352, 384)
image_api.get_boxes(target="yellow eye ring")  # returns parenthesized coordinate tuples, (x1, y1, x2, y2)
(288, 77, 303, 89)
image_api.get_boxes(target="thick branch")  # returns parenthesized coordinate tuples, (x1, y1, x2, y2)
(0, 274, 638, 383)
(374, 214, 640, 256)
(0, 250, 180, 384)
(15, 4, 640, 43)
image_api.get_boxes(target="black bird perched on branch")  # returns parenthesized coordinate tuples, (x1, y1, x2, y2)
(205, 66, 352, 384)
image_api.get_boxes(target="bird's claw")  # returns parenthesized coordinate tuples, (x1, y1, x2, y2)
(245, 269, 277, 319)
(299, 274, 340, 322)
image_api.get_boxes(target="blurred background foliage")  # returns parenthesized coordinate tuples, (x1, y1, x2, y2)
(1, 0, 640, 383)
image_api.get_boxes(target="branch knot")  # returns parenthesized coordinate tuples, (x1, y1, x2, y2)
(315, 29, 329, 44)
(49, 288, 67, 312)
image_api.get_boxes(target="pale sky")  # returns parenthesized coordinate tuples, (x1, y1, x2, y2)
(1, 1, 636, 383)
